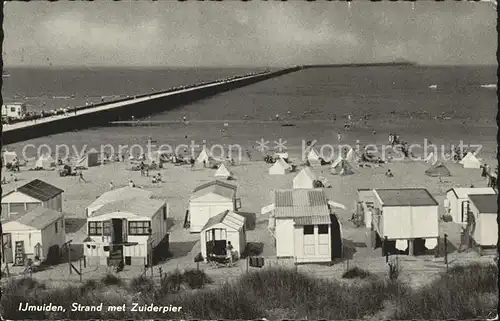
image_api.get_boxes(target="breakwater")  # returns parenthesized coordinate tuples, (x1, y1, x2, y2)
(2, 67, 301, 145)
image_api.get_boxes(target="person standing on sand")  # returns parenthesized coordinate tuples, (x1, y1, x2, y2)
(337, 132, 342, 141)
(78, 171, 86, 183)
(129, 180, 135, 188)
(109, 182, 114, 190)
(226, 241, 234, 264)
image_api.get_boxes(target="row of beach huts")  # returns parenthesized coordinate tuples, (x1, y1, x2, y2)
(0, 147, 496, 271)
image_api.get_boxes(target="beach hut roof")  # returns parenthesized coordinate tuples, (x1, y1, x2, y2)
(4, 207, 65, 230)
(468, 194, 497, 214)
(275, 158, 291, 169)
(191, 180, 237, 200)
(202, 210, 245, 231)
(91, 197, 165, 218)
(273, 189, 330, 219)
(88, 186, 154, 210)
(331, 159, 355, 175)
(12, 179, 64, 201)
(446, 187, 497, 199)
(374, 188, 438, 207)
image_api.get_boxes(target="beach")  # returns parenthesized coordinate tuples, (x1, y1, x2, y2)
(1, 65, 497, 288)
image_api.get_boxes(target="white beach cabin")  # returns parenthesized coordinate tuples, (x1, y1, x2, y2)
(214, 163, 232, 179)
(86, 186, 154, 217)
(84, 197, 169, 266)
(345, 148, 359, 163)
(195, 147, 212, 164)
(1, 179, 64, 220)
(200, 210, 246, 261)
(268, 158, 291, 175)
(306, 147, 321, 163)
(368, 188, 439, 255)
(467, 194, 497, 250)
(188, 180, 241, 233)
(445, 187, 497, 223)
(1, 207, 66, 266)
(2, 150, 18, 165)
(459, 152, 482, 169)
(269, 189, 343, 263)
(292, 167, 318, 189)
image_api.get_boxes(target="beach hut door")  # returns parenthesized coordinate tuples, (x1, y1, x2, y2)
(2, 233, 13, 264)
(461, 201, 470, 223)
(122, 219, 128, 243)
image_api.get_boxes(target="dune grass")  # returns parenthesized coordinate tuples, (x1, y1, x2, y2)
(0, 263, 496, 320)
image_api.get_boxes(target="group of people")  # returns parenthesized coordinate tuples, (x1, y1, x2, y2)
(481, 163, 498, 188)
(388, 133, 401, 146)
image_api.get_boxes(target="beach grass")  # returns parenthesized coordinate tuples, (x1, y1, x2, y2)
(1, 262, 496, 320)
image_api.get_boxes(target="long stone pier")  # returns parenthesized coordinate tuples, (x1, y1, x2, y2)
(2, 67, 302, 145)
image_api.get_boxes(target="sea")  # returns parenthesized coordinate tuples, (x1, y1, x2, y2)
(2, 65, 497, 161)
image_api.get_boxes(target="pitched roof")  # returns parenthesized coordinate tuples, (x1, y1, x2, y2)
(202, 210, 245, 231)
(375, 188, 438, 207)
(88, 186, 153, 210)
(16, 179, 64, 201)
(274, 189, 330, 218)
(425, 162, 451, 177)
(468, 194, 497, 214)
(447, 187, 497, 199)
(4, 207, 65, 230)
(191, 180, 237, 200)
(90, 197, 165, 218)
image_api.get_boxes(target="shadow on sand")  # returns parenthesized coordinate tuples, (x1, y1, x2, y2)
(168, 241, 198, 259)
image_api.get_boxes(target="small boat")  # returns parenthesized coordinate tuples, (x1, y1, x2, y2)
(428, 85, 437, 89)
(2, 73, 10, 78)
(480, 84, 497, 89)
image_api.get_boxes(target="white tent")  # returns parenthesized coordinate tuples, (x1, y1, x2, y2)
(74, 152, 99, 169)
(195, 147, 212, 164)
(345, 148, 359, 163)
(2, 151, 17, 165)
(331, 157, 355, 176)
(293, 167, 318, 189)
(268, 158, 290, 175)
(460, 152, 482, 169)
(306, 148, 321, 162)
(214, 163, 232, 178)
(35, 154, 55, 169)
(424, 152, 437, 164)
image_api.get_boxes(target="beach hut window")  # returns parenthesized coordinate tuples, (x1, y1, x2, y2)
(1, 204, 8, 220)
(163, 207, 167, 220)
(103, 221, 111, 235)
(318, 224, 329, 234)
(25, 203, 40, 211)
(129, 221, 151, 235)
(9, 203, 25, 215)
(55, 221, 58, 233)
(88, 222, 103, 236)
(303, 225, 314, 235)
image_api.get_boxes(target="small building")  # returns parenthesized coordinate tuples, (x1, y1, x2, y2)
(459, 152, 482, 169)
(445, 187, 497, 223)
(2, 150, 18, 166)
(268, 158, 291, 175)
(84, 197, 169, 266)
(74, 152, 99, 169)
(214, 163, 233, 179)
(425, 161, 451, 177)
(2, 103, 27, 119)
(1, 179, 64, 220)
(292, 167, 318, 189)
(356, 188, 379, 228)
(367, 188, 439, 255)
(467, 194, 497, 249)
(200, 210, 246, 261)
(86, 186, 154, 217)
(2, 207, 66, 265)
(269, 189, 343, 263)
(188, 180, 241, 233)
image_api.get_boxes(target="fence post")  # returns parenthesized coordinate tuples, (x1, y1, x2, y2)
(246, 257, 249, 273)
(79, 258, 83, 283)
(68, 245, 72, 274)
(384, 236, 389, 263)
(83, 255, 86, 268)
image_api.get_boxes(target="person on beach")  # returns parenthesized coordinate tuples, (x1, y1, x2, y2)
(226, 241, 234, 264)
(385, 169, 394, 177)
(129, 180, 135, 188)
(337, 132, 342, 141)
(78, 171, 86, 183)
(109, 182, 114, 190)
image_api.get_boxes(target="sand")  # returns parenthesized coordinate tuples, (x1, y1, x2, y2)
(1, 148, 496, 288)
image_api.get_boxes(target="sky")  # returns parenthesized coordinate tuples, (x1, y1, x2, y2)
(3, 1, 497, 67)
